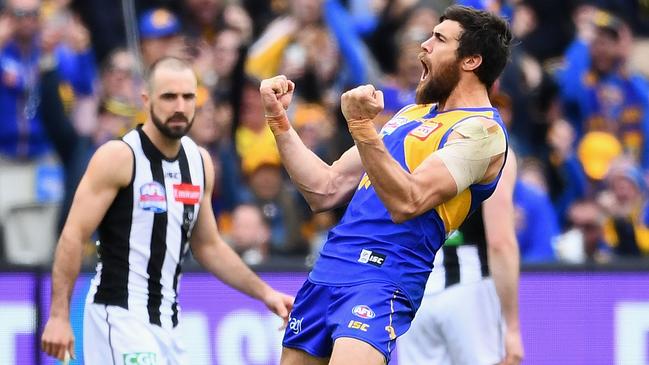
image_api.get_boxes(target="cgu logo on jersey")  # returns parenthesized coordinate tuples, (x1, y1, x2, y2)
(139, 182, 167, 213)
(352, 305, 375, 319)
(173, 183, 201, 205)
(123, 352, 157, 365)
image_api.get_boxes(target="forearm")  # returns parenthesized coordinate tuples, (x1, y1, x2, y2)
(193, 240, 272, 301)
(49, 232, 84, 319)
(350, 120, 423, 221)
(489, 243, 521, 331)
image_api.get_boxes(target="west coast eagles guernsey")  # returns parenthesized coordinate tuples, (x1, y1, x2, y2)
(309, 104, 508, 310)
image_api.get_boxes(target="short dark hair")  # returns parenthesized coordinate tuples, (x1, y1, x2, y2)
(441, 5, 512, 88)
(145, 56, 194, 91)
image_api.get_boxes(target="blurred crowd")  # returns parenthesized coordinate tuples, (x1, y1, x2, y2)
(1, 0, 649, 267)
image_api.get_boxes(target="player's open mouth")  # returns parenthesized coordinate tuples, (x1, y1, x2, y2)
(420, 60, 429, 81)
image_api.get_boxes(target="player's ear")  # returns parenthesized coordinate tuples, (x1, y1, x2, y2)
(461, 54, 482, 72)
(141, 88, 150, 107)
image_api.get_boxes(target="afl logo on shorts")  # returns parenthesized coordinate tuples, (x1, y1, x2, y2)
(139, 181, 167, 213)
(352, 305, 375, 319)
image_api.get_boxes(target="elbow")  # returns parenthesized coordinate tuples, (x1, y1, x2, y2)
(488, 238, 519, 255)
(388, 204, 418, 224)
(307, 199, 330, 213)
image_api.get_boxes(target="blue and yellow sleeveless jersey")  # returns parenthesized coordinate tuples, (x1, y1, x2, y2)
(309, 104, 508, 310)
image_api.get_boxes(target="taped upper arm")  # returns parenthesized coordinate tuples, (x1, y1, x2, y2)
(433, 117, 506, 193)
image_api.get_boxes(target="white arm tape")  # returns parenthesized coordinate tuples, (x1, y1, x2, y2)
(433, 118, 506, 194)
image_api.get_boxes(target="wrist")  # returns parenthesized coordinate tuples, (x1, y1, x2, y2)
(348, 118, 379, 144)
(265, 112, 291, 136)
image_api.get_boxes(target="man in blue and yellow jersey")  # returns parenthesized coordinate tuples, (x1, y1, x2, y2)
(259, 5, 513, 365)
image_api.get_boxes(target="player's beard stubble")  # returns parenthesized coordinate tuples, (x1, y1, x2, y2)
(151, 105, 195, 140)
(415, 56, 461, 106)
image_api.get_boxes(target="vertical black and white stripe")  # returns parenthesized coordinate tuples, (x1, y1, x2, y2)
(90, 126, 204, 329)
(426, 207, 490, 295)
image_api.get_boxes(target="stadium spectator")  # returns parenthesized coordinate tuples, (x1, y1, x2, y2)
(242, 154, 309, 257)
(556, 9, 649, 170)
(554, 198, 612, 264)
(226, 203, 271, 265)
(514, 160, 560, 262)
(0, 0, 95, 160)
(598, 158, 649, 257)
(188, 86, 245, 221)
(139, 8, 187, 67)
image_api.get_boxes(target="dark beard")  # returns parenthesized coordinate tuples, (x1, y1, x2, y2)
(151, 105, 194, 140)
(415, 58, 461, 105)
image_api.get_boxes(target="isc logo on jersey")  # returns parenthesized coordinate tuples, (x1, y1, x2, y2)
(352, 305, 375, 319)
(139, 182, 167, 213)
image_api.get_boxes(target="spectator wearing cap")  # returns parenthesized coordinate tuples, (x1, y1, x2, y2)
(139, 8, 186, 66)
(556, 9, 649, 170)
(240, 149, 309, 257)
(598, 158, 649, 257)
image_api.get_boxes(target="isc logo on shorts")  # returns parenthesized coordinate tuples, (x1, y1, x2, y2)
(123, 352, 156, 365)
(352, 305, 375, 319)
(348, 320, 370, 332)
(139, 182, 167, 213)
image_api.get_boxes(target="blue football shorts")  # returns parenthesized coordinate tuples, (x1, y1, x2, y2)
(282, 279, 414, 362)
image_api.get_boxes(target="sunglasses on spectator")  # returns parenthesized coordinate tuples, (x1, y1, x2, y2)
(11, 8, 39, 18)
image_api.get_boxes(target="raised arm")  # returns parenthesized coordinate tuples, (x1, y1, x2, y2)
(340, 84, 506, 223)
(482, 151, 524, 365)
(42, 141, 133, 361)
(259, 75, 364, 211)
(189, 148, 294, 324)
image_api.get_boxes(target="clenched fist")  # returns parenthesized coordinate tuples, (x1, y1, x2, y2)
(340, 84, 384, 123)
(259, 75, 295, 134)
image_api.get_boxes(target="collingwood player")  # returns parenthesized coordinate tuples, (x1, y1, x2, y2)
(398, 151, 523, 365)
(41, 57, 294, 364)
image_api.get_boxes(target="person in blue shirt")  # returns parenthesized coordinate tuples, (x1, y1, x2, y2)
(556, 9, 649, 169)
(260, 5, 513, 365)
(0, 0, 95, 160)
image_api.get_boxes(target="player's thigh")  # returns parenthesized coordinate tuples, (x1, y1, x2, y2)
(84, 303, 165, 365)
(440, 280, 504, 365)
(280, 346, 329, 365)
(397, 294, 451, 365)
(330, 337, 385, 365)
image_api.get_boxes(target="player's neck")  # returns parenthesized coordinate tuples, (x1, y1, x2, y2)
(437, 79, 491, 111)
(142, 122, 182, 159)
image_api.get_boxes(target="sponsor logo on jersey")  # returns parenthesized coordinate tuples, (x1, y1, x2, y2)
(352, 305, 375, 319)
(357, 249, 386, 267)
(380, 117, 408, 136)
(173, 183, 201, 204)
(139, 182, 167, 213)
(165, 171, 180, 179)
(408, 122, 441, 140)
(123, 352, 157, 365)
(288, 316, 303, 335)
(348, 320, 370, 332)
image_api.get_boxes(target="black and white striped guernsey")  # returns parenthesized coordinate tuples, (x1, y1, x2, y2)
(425, 205, 490, 295)
(88, 126, 205, 329)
